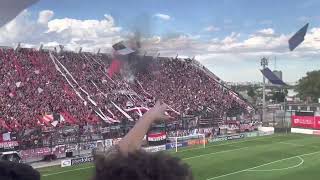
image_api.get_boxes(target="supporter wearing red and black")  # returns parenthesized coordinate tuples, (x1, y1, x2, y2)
(0, 47, 251, 144)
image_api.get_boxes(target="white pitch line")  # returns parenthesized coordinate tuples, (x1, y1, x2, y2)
(183, 147, 249, 160)
(41, 135, 286, 177)
(247, 156, 304, 172)
(206, 150, 320, 180)
(42, 147, 249, 177)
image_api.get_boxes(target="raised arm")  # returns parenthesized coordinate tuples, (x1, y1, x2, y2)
(118, 101, 170, 154)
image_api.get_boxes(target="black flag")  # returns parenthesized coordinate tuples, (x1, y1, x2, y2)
(112, 41, 135, 55)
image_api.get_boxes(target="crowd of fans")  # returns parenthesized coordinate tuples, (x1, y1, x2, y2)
(0, 47, 253, 140)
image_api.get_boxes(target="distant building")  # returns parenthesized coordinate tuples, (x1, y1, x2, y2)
(268, 70, 282, 85)
(272, 70, 282, 80)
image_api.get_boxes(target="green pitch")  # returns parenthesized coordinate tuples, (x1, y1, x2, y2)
(39, 133, 320, 180)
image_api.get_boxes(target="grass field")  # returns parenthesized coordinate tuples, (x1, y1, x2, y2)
(39, 133, 320, 180)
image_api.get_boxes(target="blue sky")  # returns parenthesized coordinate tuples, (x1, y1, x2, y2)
(1, 0, 320, 83)
(29, 0, 320, 37)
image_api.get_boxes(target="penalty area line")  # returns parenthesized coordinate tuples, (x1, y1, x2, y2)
(246, 156, 304, 172)
(206, 150, 320, 180)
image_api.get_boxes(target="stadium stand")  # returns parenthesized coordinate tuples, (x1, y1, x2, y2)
(0, 47, 253, 148)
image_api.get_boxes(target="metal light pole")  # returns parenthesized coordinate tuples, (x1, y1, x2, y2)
(261, 57, 269, 122)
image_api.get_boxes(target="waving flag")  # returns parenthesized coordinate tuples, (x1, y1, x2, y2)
(39, 114, 54, 127)
(289, 23, 309, 51)
(60, 111, 77, 124)
(112, 41, 135, 55)
(108, 59, 122, 78)
(260, 68, 286, 86)
(125, 107, 149, 117)
(111, 101, 133, 121)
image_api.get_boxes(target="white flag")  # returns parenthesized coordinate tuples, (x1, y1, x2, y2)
(15, 82, 21, 88)
(51, 121, 58, 127)
(60, 114, 65, 122)
(37, 87, 43, 93)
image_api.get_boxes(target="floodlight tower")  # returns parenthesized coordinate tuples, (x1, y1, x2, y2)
(261, 57, 268, 122)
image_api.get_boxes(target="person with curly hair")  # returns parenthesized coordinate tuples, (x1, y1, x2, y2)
(0, 160, 40, 180)
(93, 101, 194, 180)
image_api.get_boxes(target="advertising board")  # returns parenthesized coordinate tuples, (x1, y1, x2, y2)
(291, 128, 313, 135)
(71, 156, 94, 166)
(313, 130, 320, 135)
(61, 159, 72, 167)
(226, 134, 244, 140)
(187, 139, 208, 146)
(208, 136, 228, 143)
(143, 145, 166, 153)
(165, 142, 188, 150)
(61, 156, 94, 168)
(208, 133, 246, 143)
(244, 132, 258, 138)
(291, 115, 320, 129)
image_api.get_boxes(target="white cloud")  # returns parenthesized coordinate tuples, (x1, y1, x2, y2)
(140, 27, 320, 82)
(154, 13, 171, 21)
(37, 10, 54, 24)
(1, 9, 320, 82)
(257, 28, 274, 35)
(0, 10, 123, 52)
(203, 25, 220, 32)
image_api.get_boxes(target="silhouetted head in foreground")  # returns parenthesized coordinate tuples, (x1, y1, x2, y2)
(0, 161, 40, 180)
(93, 150, 193, 180)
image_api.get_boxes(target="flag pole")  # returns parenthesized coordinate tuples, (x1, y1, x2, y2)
(261, 57, 269, 123)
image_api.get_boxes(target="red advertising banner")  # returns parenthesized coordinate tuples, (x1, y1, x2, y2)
(315, 117, 320, 129)
(291, 115, 320, 130)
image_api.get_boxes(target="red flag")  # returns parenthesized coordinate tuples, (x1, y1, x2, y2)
(108, 59, 122, 78)
(60, 111, 77, 124)
(39, 114, 54, 127)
